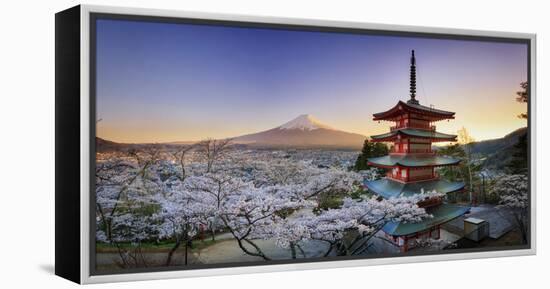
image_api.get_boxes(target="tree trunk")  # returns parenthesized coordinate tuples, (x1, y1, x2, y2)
(165, 238, 182, 266)
(468, 166, 473, 203)
(515, 213, 528, 244)
(184, 224, 190, 265)
(323, 244, 334, 257)
(211, 226, 216, 241)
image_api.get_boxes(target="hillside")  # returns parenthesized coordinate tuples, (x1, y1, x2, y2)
(471, 127, 527, 171)
(470, 127, 527, 155)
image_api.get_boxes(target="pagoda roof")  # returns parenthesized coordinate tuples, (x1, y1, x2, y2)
(373, 101, 455, 121)
(382, 203, 470, 236)
(367, 155, 460, 168)
(370, 128, 457, 142)
(364, 178, 465, 199)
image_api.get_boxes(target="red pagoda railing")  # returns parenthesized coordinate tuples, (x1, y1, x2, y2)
(417, 197, 443, 208)
(390, 148, 433, 154)
(387, 172, 439, 182)
(390, 124, 436, 131)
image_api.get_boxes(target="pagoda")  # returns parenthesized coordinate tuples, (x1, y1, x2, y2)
(364, 50, 470, 252)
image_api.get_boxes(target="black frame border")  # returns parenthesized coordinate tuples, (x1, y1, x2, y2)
(55, 5, 82, 284)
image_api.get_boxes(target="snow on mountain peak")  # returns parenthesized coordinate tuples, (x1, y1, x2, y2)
(278, 114, 334, 131)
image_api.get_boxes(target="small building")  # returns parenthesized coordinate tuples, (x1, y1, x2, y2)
(464, 217, 490, 242)
(364, 50, 470, 252)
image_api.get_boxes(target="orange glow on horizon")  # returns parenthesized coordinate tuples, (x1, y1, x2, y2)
(97, 96, 527, 144)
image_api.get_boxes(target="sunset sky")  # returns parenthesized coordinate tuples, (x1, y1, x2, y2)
(95, 19, 528, 143)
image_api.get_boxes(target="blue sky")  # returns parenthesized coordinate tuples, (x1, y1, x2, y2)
(95, 19, 528, 143)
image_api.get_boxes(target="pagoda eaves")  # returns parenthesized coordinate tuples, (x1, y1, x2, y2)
(373, 100, 455, 122)
(365, 178, 465, 199)
(370, 128, 457, 142)
(367, 154, 460, 168)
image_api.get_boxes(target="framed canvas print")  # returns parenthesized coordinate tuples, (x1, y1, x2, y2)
(55, 4, 536, 284)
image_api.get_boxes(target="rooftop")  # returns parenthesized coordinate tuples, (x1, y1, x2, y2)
(370, 128, 457, 142)
(367, 154, 461, 168)
(364, 178, 465, 199)
(464, 217, 486, 225)
(373, 101, 455, 122)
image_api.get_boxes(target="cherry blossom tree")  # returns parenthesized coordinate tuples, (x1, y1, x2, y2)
(95, 146, 443, 266)
(271, 191, 438, 257)
(191, 161, 437, 259)
(218, 185, 311, 260)
(197, 138, 232, 173)
(154, 185, 206, 266)
(169, 144, 196, 181)
(493, 174, 529, 243)
(184, 173, 253, 241)
(95, 148, 165, 268)
(177, 162, 365, 260)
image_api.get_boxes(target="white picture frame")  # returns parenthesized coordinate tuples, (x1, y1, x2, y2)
(55, 4, 536, 284)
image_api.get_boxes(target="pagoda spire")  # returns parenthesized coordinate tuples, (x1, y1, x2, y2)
(407, 50, 419, 105)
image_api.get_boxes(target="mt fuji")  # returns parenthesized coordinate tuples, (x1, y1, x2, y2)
(233, 114, 366, 149)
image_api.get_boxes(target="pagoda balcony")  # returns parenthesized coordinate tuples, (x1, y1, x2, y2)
(390, 124, 436, 131)
(417, 196, 443, 208)
(390, 148, 434, 154)
(386, 172, 440, 183)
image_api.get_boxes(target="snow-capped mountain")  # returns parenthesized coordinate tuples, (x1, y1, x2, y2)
(233, 114, 366, 148)
(278, 114, 334, 131)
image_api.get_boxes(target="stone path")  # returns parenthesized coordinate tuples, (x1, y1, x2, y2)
(194, 238, 331, 264)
